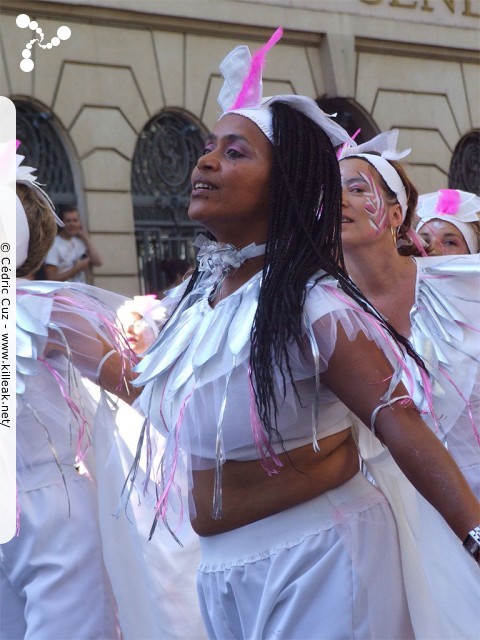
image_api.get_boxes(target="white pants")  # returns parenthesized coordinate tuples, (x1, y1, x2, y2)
(197, 472, 413, 640)
(0, 476, 119, 640)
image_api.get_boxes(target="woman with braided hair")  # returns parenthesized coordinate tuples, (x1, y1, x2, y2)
(134, 31, 479, 639)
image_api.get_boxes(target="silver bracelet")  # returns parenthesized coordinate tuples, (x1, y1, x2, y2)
(95, 349, 116, 385)
(370, 395, 411, 436)
(463, 526, 480, 564)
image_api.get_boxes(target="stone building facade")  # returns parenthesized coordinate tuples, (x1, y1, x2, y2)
(1, 0, 478, 294)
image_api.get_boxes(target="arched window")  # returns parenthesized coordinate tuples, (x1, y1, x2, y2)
(316, 97, 379, 145)
(15, 100, 77, 207)
(131, 109, 206, 294)
(449, 130, 480, 195)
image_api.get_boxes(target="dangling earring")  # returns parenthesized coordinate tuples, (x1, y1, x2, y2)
(390, 226, 398, 248)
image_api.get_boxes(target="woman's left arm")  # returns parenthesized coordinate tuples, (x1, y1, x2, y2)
(320, 324, 479, 542)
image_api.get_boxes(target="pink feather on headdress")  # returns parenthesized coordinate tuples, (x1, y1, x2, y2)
(336, 128, 361, 159)
(230, 27, 283, 111)
(436, 189, 461, 216)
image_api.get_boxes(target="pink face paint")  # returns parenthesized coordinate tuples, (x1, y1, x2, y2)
(360, 171, 389, 234)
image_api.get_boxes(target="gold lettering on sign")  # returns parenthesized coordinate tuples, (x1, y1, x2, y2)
(463, 0, 480, 16)
(360, 0, 480, 16)
(389, 0, 417, 7)
(420, 0, 434, 11)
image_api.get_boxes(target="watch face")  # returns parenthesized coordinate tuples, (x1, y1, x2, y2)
(464, 530, 480, 563)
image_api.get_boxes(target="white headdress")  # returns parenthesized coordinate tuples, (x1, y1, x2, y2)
(16, 152, 63, 269)
(339, 130, 411, 222)
(117, 295, 167, 336)
(217, 28, 356, 149)
(416, 189, 480, 253)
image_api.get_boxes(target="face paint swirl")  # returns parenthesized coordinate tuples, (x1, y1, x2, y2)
(360, 171, 388, 234)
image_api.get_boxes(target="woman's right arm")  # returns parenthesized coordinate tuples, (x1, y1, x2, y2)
(320, 323, 479, 543)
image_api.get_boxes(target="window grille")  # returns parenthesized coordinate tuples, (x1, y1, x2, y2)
(15, 101, 77, 207)
(132, 109, 206, 294)
(449, 130, 480, 195)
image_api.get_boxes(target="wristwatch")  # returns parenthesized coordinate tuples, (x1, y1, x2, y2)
(463, 526, 480, 563)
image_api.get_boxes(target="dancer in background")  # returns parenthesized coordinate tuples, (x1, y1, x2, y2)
(338, 131, 480, 498)
(416, 188, 480, 255)
(117, 294, 167, 355)
(1, 154, 134, 639)
(133, 31, 479, 640)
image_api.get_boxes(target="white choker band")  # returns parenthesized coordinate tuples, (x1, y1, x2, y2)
(195, 234, 266, 293)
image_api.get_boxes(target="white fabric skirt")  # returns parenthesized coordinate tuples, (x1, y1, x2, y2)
(197, 471, 413, 640)
(0, 476, 119, 640)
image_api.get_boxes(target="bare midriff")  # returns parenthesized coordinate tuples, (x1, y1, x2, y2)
(191, 428, 359, 536)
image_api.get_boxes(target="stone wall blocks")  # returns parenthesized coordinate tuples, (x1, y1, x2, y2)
(54, 63, 149, 132)
(81, 149, 131, 191)
(71, 106, 137, 159)
(85, 191, 135, 233)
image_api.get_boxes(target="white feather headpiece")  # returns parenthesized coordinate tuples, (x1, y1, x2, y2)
(217, 28, 356, 149)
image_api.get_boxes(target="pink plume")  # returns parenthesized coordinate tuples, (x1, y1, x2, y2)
(336, 128, 361, 159)
(231, 27, 283, 111)
(436, 189, 460, 216)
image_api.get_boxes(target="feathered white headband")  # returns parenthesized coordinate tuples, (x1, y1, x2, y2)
(217, 28, 356, 149)
(339, 130, 411, 222)
(16, 152, 63, 270)
(416, 189, 480, 254)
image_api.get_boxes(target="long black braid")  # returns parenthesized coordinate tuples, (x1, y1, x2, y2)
(181, 102, 425, 445)
(250, 102, 425, 443)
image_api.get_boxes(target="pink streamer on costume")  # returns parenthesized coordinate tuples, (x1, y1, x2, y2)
(436, 189, 461, 215)
(230, 27, 283, 111)
(326, 285, 448, 436)
(16, 486, 21, 537)
(247, 364, 283, 475)
(40, 357, 91, 460)
(326, 286, 417, 400)
(141, 419, 154, 497)
(438, 366, 480, 446)
(52, 291, 136, 383)
(153, 389, 194, 528)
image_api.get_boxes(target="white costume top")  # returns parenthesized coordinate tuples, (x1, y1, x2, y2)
(408, 254, 480, 496)
(136, 269, 410, 518)
(45, 235, 87, 282)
